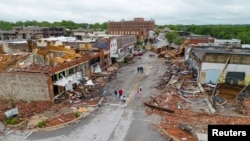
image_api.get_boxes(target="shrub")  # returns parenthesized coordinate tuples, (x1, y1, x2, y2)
(37, 120, 46, 128)
(4, 116, 19, 125)
(10, 117, 18, 125)
(4, 118, 11, 125)
(73, 112, 79, 118)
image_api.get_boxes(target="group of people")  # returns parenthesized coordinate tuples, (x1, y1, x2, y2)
(114, 87, 142, 104)
(137, 66, 144, 73)
(114, 89, 126, 103)
(149, 53, 155, 58)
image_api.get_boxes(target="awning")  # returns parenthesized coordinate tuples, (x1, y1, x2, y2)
(54, 72, 81, 87)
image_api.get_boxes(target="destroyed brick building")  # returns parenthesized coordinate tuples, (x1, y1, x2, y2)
(0, 33, 137, 104)
(0, 36, 118, 122)
(0, 45, 90, 103)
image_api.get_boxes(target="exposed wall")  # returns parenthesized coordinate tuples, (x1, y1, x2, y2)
(0, 72, 52, 102)
(200, 63, 250, 85)
(198, 53, 250, 85)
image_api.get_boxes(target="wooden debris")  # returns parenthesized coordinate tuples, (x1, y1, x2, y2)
(144, 102, 174, 113)
(179, 122, 193, 133)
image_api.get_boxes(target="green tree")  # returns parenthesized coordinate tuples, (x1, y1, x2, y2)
(61, 20, 78, 30)
(165, 32, 178, 44)
(174, 36, 184, 45)
(92, 23, 101, 31)
(24, 20, 39, 26)
(51, 21, 61, 27)
(100, 22, 107, 31)
(14, 21, 25, 27)
(0, 21, 13, 30)
(39, 21, 51, 27)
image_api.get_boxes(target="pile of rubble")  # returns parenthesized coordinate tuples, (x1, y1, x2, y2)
(17, 101, 53, 119)
(144, 58, 250, 141)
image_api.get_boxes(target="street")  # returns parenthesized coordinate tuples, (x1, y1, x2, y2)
(155, 33, 169, 48)
(2, 51, 169, 141)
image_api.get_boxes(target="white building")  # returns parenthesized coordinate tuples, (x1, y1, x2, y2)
(214, 39, 241, 47)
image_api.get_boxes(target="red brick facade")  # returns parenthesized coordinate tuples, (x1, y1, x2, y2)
(108, 17, 155, 40)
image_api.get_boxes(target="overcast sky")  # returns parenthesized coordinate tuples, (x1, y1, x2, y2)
(1, 0, 250, 25)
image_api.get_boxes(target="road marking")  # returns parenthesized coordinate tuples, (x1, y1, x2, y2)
(126, 83, 139, 105)
(126, 63, 151, 105)
(24, 131, 33, 139)
(110, 57, 152, 106)
(5, 130, 14, 135)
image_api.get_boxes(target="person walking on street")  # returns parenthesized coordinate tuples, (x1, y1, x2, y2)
(136, 87, 140, 97)
(118, 88, 123, 98)
(139, 87, 142, 96)
(140, 66, 144, 73)
(114, 90, 118, 99)
(137, 66, 140, 73)
(120, 94, 126, 103)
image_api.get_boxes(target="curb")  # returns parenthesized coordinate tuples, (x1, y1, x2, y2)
(32, 106, 98, 133)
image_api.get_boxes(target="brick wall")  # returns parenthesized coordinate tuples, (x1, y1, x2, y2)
(0, 72, 52, 102)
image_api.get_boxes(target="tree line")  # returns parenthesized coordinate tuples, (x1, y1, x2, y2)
(0, 20, 107, 31)
(157, 24, 250, 44)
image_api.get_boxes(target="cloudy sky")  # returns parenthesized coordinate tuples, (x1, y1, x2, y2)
(1, 0, 250, 25)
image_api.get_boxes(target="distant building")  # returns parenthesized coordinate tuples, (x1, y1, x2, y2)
(107, 17, 155, 41)
(116, 35, 137, 57)
(185, 36, 215, 45)
(241, 44, 250, 48)
(214, 39, 241, 48)
(14, 26, 44, 39)
(0, 26, 65, 40)
(71, 28, 94, 40)
(43, 27, 65, 38)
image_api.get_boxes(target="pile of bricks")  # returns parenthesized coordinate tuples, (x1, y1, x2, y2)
(16, 101, 53, 118)
(145, 58, 250, 140)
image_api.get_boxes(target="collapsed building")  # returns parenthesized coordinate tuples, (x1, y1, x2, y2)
(0, 33, 137, 120)
(146, 39, 250, 141)
(0, 40, 103, 120)
(185, 46, 250, 113)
